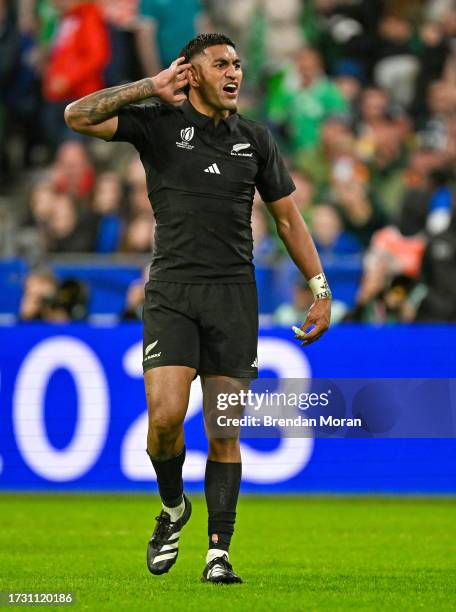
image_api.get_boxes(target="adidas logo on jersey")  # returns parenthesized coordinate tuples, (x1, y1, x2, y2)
(204, 163, 221, 174)
(251, 357, 258, 368)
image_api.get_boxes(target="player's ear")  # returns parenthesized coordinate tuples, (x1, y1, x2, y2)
(187, 64, 199, 89)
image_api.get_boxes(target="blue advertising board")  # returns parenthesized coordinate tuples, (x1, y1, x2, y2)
(0, 324, 455, 493)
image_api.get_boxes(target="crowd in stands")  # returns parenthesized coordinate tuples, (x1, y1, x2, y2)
(2, 0, 456, 323)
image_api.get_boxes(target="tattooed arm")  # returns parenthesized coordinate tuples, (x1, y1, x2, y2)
(64, 57, 190, 140)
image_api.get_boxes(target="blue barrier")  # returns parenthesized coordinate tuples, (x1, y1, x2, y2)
(0, 258, 363, 316)
(0, 258, 144, 317)
(0, 324, 454, 493)
(53, 263, 142, 315)
(0, 259, 29, 313)
(274, 256, 363, 311)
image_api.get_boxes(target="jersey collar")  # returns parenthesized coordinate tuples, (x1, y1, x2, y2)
(180, 100, 238, 133)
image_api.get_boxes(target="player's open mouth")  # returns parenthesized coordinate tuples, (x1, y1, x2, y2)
(223, 83, 238, 98)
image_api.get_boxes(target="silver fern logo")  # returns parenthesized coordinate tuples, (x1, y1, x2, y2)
(233, 143, 250, 152)
(231, 142, 253, 157)
(180, 127, 194, 142)
(145, 340, 158, 356)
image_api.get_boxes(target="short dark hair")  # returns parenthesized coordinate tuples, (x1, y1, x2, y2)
(178, 33, 236, 63)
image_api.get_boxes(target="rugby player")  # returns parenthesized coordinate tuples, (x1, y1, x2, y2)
(65, 33, 331, 584)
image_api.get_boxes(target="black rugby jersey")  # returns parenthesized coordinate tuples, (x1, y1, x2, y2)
(111, 100, 295, 283)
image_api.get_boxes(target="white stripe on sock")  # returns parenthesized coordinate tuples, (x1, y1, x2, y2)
(162, 498, 185, 522)
(206, 549, 228, 564)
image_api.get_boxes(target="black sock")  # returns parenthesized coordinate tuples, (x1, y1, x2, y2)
(205, 460, 242, 552)
(147, 446, 186, 507)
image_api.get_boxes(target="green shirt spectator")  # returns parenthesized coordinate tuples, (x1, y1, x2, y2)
(266, 48, 348, 152)
(295, 116, 355, 196)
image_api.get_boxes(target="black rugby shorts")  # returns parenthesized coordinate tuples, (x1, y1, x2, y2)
(142, 281, 258, 378)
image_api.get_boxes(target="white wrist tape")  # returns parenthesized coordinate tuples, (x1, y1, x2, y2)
(308, 273, 332, 300)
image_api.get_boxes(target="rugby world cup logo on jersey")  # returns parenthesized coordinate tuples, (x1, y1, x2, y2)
(231, 142, 253, 157)
(176, 126, 195, 150)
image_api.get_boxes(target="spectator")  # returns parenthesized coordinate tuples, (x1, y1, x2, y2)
(366, 120, 409, 217)
(415, 216, 456, 321)
(124, 155, 151, 217)
(19, 269, 58, 320)
(19, 0, 59, 46)
(303, 0, 382, 76)
(412, 21, 449, 122)
(121, 213, 154, 253)
(311, 203, 363, 257)
(344, 274, 418, 323)
(100, 0, 140, 85)
(203, 0, 253, 56)
(273, 171, 316, 256)
(425, 169, 455, 237)
(45, 193, 95, 252)
(42, 0, 110, 146)
(24, 179, 55, 228)
(296, 115, 354, 195)
(121, 278, 145, 320)
(442, 113, 456, 166)
(358, 87, 391, 132)
(15, 180, 56, 261)
(419, 80, 456, 145)
(124, 154, 146, 190)
(136, 0, 204, 75)
(373, 14, 419, 108)
(128, 181, 152, 217)
(121, 263, 149, 320)
(442, 5, 456, 84)
(398, 150, 454, 239)
(329, 173, 387, 247)
(266, 47, 348, 152)
(41, 278, 89, 321)
(356, 87, 408, 147)
(354, 226, 426, 311)
(355, 87, 411, 170)
(206, 0, 302, 72)
(289, 170, 315, 215)
(3, 0, 46, 174)
(333, 60, 365, 121)
(50, 140, 95, 199)
(248, 0, 303, 68)
(91, 171, 124, 253)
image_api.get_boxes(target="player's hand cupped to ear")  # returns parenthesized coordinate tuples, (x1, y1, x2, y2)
(152, 57, 190, 105)
(296, 299, 331, 346)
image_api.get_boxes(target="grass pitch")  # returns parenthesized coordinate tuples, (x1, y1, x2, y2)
(0, 495, 455, 611)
